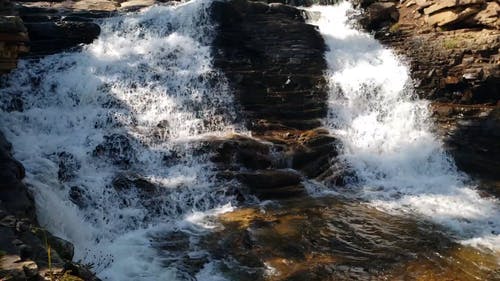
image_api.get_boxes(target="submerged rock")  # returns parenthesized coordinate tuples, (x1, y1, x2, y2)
(202, 197, 500, 281)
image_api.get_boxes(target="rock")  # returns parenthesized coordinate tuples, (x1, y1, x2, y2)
(68, 186, 89, 208)
(426, 7, 480, 27)
(0, 16, 29, 73)
(3, 96, 24, 112)
(212, 0, 327, 132)
(22, 261, 38, 278)
(352, 0, 378, 8)
(18, 244, 32, 260)
(423, 0, 484, 15)
(210, 135, 273, 170)
(93, 134, 136, 165)
(24, 21, 100, 55)
(363, 2, 399, 29)
(112, 173, 156, 194)
(0, 255, 28, 280)
(236, 169, 302, 189)
(462, 67, 484, 80)
(153, 120, 170, 140)
(235, 169, 306, 199)
(473, 1, 500, 29)
(290, 129, 339, 178)
(48, 236, 74, 261)
(415, 0, 432, 9)
(57, 152, 81, 182)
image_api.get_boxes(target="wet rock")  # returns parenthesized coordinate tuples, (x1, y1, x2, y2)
(291, 129, 339, 177)
(362, 2, 399, 29)
(46, 235, 74, 261)
(93, 134, 136, 165)
(0, 134, 34, 220)
(212, 0, 328, 132)
(210, 135, 273, 170)
(236, 169, 306, 199)
(68, 186, 89, 208)
(112, 173, 156, 194)
(237, 169, 302, 189)
(433, 104, 500, 196)
(57, 152, 81, 182)
(153, 120, 170, 140)
(23, 20, 100, 55)
(22, 261, 38, 278)
(18, 244, 32, 261)
(4, 96, 24, 112)
(162, 150, 182, 166)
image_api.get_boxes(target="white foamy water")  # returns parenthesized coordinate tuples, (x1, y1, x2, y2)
(0, 0, 241, 280)
(306, 2, 500, 253)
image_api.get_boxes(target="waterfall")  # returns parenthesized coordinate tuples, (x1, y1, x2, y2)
(306, 2, 500, 253)
(0, 0, 240, 280)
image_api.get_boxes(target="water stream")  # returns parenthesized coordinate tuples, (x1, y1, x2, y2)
(0, 0, 242, 280)
(0, 0, 498, 280)
(306, 2, 500, 253)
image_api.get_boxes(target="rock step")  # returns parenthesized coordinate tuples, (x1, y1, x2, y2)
(235, 169, 306, 199)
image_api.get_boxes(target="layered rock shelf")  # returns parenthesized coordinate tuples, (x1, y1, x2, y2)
(0, 0, 29, 73)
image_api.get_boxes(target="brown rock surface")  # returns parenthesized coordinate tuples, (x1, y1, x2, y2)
(0, 1, 29, 73)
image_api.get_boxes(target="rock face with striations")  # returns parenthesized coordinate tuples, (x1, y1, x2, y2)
(209, 0, 347, 200)
(212, 0, 328, 132)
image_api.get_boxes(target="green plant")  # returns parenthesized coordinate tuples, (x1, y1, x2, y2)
(443, 38, 460, 49)
(389, 23, 400, 33)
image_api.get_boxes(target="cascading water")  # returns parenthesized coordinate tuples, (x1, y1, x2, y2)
(0, 0, 241, 280)
(306, 2, 500, 254)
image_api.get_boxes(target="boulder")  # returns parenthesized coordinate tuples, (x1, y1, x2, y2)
(111, 173, 156, 194)
(93, 134, 136, 166)
(57, 152, 81, 182)
(68, 186, 89, 208)
(363, 2, 399, 29)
